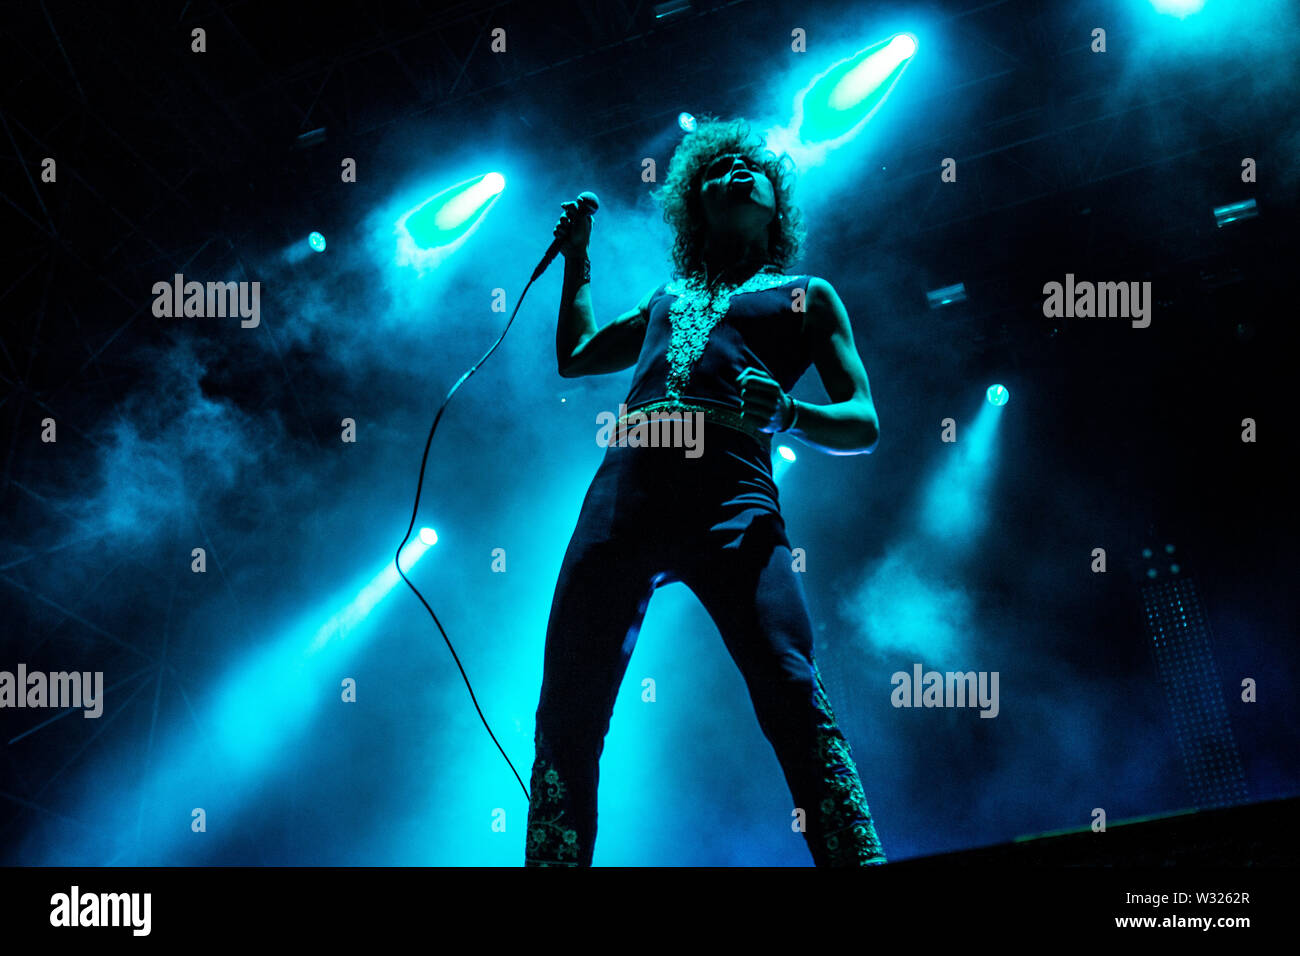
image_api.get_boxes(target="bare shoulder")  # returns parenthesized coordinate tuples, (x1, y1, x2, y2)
(631, 284, 663, 321)
(803, 276, 851, 334)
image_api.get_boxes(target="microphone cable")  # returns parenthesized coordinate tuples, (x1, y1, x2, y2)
(397, 192, 597, 806)
(394, 271, 541, 805)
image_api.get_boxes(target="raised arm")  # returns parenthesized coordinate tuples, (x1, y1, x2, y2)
(552, 199, 652, 378)
(558, 267, 654, 377)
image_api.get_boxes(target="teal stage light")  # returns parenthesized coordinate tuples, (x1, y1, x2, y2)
(1214, 198, 1257, 228)
(400, 172, 507, 251)
(772, 443, 798, 482)
(920, 397, 1001, 543)
(926, 283, 967, 309)
(1150, 0, 1205, 16)
(796, 32, 917, 145)
(678, 111, 697, 132)
(891, 33, 917, 58)
(986, 384, 1009, 406)
(419, 527, 439, 546)
(308, 231, 326, 252)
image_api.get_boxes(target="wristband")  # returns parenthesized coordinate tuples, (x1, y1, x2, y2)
(779, 396, 800, 432)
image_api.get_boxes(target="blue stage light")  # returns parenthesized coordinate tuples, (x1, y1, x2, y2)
(772, 443, 797, 482)
(308, 231, 327, 252)
(795, 32, 917, 145)
(926, 283, 967, 309)
(400, 172, 507, 252)
(419, 527, 439, 546)
(986, 384, 1009, 406)
(1214, 198, 1257, 228)
(1150, 0, 1205, 17)
(678, 112, 697, 132)
(920, 397, 1001, 544)
(891, 33, 917, 58)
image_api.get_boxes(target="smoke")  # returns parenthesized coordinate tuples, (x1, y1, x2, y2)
(75, 337, 272, 545)
(8, 0, 1297, 867)
(842, 541, 976, 661)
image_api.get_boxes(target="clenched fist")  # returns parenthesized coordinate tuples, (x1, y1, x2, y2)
(739, 366, 796, 434)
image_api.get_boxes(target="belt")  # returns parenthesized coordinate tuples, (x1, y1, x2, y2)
(615, 399, 772, 449)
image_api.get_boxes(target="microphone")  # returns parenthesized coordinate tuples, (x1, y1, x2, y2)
(531, 191, 599, 281)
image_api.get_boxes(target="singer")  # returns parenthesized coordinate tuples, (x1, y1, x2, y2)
(526, 116, 886, 866)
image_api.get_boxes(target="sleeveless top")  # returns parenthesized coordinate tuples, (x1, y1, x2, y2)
(623, 269, 816, 413)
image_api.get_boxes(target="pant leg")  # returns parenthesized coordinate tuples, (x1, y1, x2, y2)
(525, 525, 661, 867)
(678, 515, 887, 866)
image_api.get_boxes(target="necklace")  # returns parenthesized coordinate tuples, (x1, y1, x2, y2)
(662, 266, 796, 401)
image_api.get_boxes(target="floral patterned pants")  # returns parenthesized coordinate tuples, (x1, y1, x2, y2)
(524, 439, 885, 866)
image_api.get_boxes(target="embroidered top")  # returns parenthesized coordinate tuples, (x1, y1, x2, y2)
(623, 269, 815, 413)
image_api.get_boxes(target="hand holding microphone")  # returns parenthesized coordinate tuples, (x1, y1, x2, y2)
(555, 195, 596, 257)
(532, 191, 599, 280)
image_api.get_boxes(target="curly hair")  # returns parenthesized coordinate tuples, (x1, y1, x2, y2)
(653, 116, 804, 278)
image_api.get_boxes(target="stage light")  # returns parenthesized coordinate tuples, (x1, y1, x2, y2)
(308, 231, 327, 253)
(419, 527, 439, 546)
(218, 536, 435, 770)
(825, 34, 917, 112)
(1170, 564, 1181, 574)
(295, 127, 327, 149)
(920, 397, 1002, 545)
(1214, 198, 1257, 228)
(1142, 548, 1153, 559)
(986, 384, 1009, 406)
(678, 111, 697, 132)
(399, 172, 507, 253)
(796, 32, 917, 145)
(654, 0, 691, 19)
(926, 283, 966, 308)
(1147, 568, 1159, 579)
(1150, 0, 1205, 17)
(772, 443, 797, 482)
(891, 33, 917, 58)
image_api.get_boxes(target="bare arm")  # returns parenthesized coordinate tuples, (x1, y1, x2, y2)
(552, 198, 652, 377)
(786, 277, 879, 454)
(557, 258, 653, 377)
